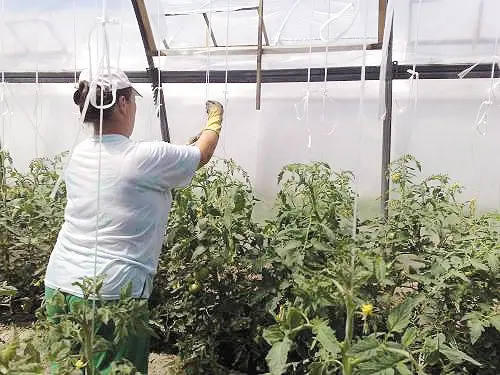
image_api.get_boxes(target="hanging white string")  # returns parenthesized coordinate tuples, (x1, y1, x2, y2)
(0, 0, 5, 203)
(320, 0, 339, 136)
(32, 9, 42, 159)
(0, 0, 6, 152)
(3, 83, 49, 149)
(220, 0, 231, 157)
(319, 0, 359, 43)
(50, 13, 120, 199)
(33, 71, 41, 158)
(73, 0, 77, 85)
(472, 36, 499, 135)
(394, 0, 421, 115)
(205, 0, 214, 101)
(149, 0, 163, 137)
(294, 2, 315, 150)
(352, 0, 369, 240)
(273, 0, 301, 46)
(116, 0, 125, 70)
(89, 0, 116, 363)
(71, 0, 81, 148)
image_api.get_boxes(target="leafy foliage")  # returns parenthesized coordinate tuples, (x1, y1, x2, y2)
(0, 280, 146, 374)
(262, 156, 500, 375)
(0, 152, 499, 374)
(0, 151, 66, 317)
(150, 159, 276, 374)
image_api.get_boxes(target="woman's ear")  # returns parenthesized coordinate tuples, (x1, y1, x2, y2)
(117, 95, 128, 112)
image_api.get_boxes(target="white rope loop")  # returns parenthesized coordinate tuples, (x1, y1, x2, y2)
(50, 10, 119, 199)
(459, 37, 499, 135)
(319, 1, 358, 43)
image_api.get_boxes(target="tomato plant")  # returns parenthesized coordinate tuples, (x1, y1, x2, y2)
(0, 152, 498, 374)
(0, 151, 66, 319)
(150, 159, 276, 374)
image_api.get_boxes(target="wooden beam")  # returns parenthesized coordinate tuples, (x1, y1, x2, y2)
(378, 0, 387, 44)
(132, 0, 158, 57)
(131, 0, 170, 142)
(156, 42, 381, 57)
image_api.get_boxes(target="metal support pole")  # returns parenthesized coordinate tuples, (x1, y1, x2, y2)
(131, 0, 170, 142)
(256, 0, 264, 110)
(203, 13, 218, 47)
(380, 19, 393, 219)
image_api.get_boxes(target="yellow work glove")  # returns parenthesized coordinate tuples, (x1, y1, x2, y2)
(203, 100, 224, 135)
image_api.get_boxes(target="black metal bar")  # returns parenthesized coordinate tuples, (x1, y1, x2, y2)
(381, 18, 393, 219)
(202, 13, 218, 47)
(131, 0, 170, 142)
(262, 19, 270, 46)
(256, 0, 264, 110)
(1, 63, 498, 84)
(165, 6, 258, 16)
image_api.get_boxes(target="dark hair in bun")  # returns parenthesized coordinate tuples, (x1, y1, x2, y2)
(73, 81, 133, 128)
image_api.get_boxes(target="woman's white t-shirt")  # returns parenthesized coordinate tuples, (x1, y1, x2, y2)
(44, 134, 201, 299)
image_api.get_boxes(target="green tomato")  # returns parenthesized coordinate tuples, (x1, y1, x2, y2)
(0, 342, 17, 363)
(196, 267, 210, 281)
(188, 282, 201, 294)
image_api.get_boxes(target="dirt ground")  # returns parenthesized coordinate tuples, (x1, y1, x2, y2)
(0, 324, 244, 374)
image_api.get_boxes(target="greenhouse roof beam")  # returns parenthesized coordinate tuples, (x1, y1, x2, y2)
(163, 5, 269, 51)
(155, 43, 382, 57)
(131, 0, 170, 142)
(164, 6, 259, 17)
(381, 17, 394, 220)
(1, 63, 497, 84)
(155, 0, 386, 55)
(202, 13, 218, 47)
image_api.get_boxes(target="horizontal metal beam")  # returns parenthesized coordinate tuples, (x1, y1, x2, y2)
(0, 63, 497, 84)
(165, 6, 258, 16)
(155, 42, 381, 56)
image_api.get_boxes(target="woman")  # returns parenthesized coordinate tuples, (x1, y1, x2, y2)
(43, 67, 223, 372)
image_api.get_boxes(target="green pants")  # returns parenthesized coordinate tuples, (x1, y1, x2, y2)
(44, 287, 150, 374)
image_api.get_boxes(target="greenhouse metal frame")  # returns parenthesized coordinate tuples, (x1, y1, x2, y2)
(0, 0, 498, 216)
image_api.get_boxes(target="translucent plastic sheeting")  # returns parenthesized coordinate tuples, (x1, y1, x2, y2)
(149, 0, 379, 48)
(0, 0, 147, 72)
(3, 79, 500, 211)
(1, 80, 382, 215)
(392, 78, 500, 211)
(142, 81, 383, 216)
(0, 0, 499, 73)
(0, 83, 160, 169)
(149, 0, 382, 70)
(392, 0, 500, 65)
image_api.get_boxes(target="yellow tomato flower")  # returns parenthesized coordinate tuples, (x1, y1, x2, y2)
(361, 303, 374, 317)
(277, 305, 285, 321)
(75, 359, 87, 369)
(390, 172, 401, 184)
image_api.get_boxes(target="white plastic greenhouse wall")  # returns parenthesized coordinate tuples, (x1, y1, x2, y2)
(0, 0, 499, 213)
